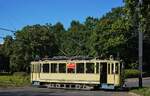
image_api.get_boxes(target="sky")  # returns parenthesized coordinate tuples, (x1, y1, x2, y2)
(0, 0, 124, 43)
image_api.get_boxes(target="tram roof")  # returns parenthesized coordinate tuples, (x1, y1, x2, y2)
(31, 56, 121, 64)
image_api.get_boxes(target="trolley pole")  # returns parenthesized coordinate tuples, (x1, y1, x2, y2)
(138, 0, 143, 88)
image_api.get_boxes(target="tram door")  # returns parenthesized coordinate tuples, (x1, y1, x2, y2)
(100, 62, 107, 83)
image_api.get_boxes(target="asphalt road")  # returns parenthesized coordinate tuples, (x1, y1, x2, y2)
(126, 77, 150, 88)
(0, 87, 131, 96)
(0, 77, 149, 96)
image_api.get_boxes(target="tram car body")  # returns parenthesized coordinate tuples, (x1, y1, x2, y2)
(31, 57, 124, 90)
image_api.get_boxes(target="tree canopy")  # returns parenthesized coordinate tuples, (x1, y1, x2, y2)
(0, 0, 150, 72)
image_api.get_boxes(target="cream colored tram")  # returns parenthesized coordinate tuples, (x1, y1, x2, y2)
(31, 58, 124, 89)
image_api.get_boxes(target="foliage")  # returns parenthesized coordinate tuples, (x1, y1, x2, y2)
(128, 63, 138, 69)
(0, 0, 150, 72)
(3, 24, 58, 72)
(88, 7, 130, 59)
(124, 69, 140, 78)
(124, 0, 150, 69)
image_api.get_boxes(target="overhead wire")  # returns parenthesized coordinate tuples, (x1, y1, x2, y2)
(0, 27, 16, 33)
(0, 26, 16, 40)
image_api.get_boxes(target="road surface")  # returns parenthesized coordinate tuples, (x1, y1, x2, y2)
(126, 77, 150, 88)
(0, 77, 149, 96)
(0, 87, 132, 96)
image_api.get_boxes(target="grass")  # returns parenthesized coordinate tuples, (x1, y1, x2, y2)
(0, 74, 30, 88)
(131, 87, 150, 96)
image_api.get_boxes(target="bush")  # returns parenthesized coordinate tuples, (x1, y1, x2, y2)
(124, 69, 140, 78)
(13, 72, 28, 76)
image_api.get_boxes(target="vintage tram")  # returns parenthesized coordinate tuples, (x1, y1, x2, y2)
(31, 56, 124, 90)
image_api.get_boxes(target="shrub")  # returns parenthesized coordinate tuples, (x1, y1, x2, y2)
(124, 69, 140, 78)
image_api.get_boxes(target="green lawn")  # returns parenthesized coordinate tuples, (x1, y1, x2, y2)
(131, 87, 150, 96)
(0, 75, 30, 87)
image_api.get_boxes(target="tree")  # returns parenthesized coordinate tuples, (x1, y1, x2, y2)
(88, 7, 130, 59)
(84, 16, 98, 31)
(0, 36, 14, 71)
(52, 22, 66, 55)
(124, 0, 150, 69)
(8, 24, 58, 72)
(68, 20, 86, 33)
(1, 0, 150, 72)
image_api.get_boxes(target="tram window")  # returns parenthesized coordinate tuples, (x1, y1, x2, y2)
(51, 63, 57, 73)
(38, 64, 40, 72)
(39, 64, 41, 72)
(115, 63, 119, 74)
(59, 63, 66, 73)
(96, 63, 99, 73)
(67, 63, 75, 73)
(76, 63, 84, 73)
(36, 64, 40, 73)
(31, 64, 34, 72)
(86, 63, 94, 73)
(43, 64, 49, 73)
(108, 63, 110, 74)
(67, 68, 75, 73)
(111, 64, 114, 74)
(34, 64, 36, 72)
(35, 64, 38, 73)
(34, 64, 38, 73)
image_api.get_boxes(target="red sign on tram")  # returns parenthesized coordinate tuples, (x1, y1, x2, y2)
(67, 63, 75, 69)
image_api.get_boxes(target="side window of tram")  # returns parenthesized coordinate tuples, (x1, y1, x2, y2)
(86, 63, 94, 73)
(67, 68, 75, 73)
(33, 64, 37, 73)
(67, 63, 75, 73)
(33, 64, 39, 73)
(39, 64, 42, 72)
(31, 64, 34, 72)
(51, 63, 57, 73)
(108, 63, 110, 74)
(43, 64, 49, 73)
(59, 63, 66, 73)
(36, 64, 40, 73)
(96, 63, 99, 73)
(76, 63, 84, 73)
(115, 63, 119, 74)
(111, 64, 114, 74)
